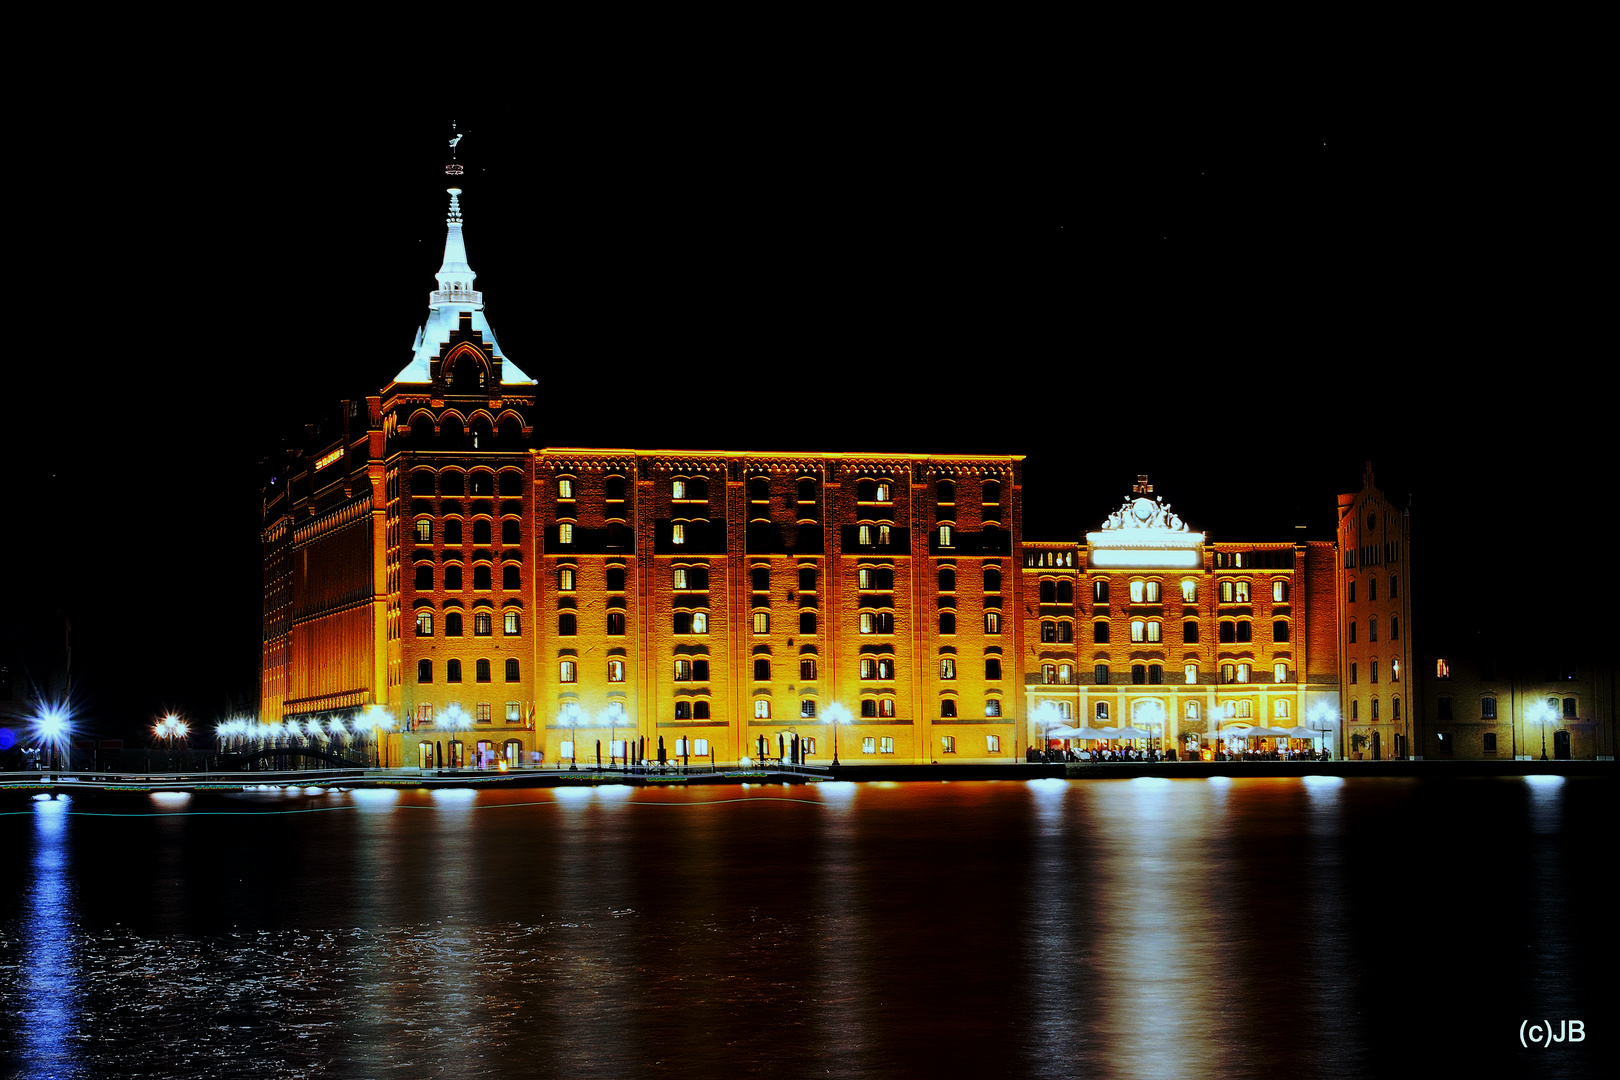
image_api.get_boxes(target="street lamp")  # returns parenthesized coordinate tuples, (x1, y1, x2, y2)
(600, 702, 626, 767)
(154, 714, 188, 769)
(1307, 701, 1339, 760)
(824, 702, 851, 767)
(1526, 698, 1558, 762)
(441, 704, 470, 769)
(558, 703, 584, 768)
(34, 704, 70, 775)
(1030, 700, 1063, 761)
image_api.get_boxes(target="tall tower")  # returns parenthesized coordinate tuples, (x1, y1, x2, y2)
(1336, 463, 1414, 759)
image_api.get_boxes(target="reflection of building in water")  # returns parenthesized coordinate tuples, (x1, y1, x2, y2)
(1020, 477, 1344, 758)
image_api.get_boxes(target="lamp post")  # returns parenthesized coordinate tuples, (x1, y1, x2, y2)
(154, 714, 188, 770)
(559, 704, 584, 769)
(1307, 701, 1339, 761)
(601, 703, 625, 767)
(824, 702, 851, 767)
(1030, 700, 1062, 762)
(442, 704, 470, 769)
(1526, 698, 1557, 762)
(34, 705, 70, 776)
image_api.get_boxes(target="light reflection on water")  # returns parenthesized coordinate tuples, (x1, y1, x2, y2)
(0, 777, 1611, 1079)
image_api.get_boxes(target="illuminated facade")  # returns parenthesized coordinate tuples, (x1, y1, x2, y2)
(260, 187, 1025, 766)
(1020, 478, 1342, 757)
(263, 186, 1493, 766)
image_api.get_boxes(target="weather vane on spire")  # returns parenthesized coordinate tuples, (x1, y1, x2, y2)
(445, 121, 468, 176)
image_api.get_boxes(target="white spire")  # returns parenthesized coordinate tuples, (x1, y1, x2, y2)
(393, 186, 534, 386)
(429, 188, 482, 310)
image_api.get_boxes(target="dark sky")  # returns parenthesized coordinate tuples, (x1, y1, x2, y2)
(5, 101, 1603, 740)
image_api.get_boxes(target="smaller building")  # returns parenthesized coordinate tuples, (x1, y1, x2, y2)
(1419, 647, 1615, 760)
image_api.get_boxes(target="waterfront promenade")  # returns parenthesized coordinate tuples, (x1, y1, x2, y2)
(1, 756, 1610, 798)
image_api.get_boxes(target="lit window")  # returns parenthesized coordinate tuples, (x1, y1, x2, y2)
(672, 523, 686, 545)
(984, 611, 1001, 634)
(1391, 660, 1400, 682)
(695, 738, 710, 755)
(879, 525, 891, 546)
(986, 735, 1001, 752)
(558, 478, 573, 499)
(672, 480, 686, 499)
(755, 699, 771, 719)
(876, 482, 891, 501)
(1181, 579, 1197, 603)
(1095, 702, 1109, 720)
(940, 657, 956, 680)
(1147, 621, 1162, 643)
(1274, 663, 1288, 682)
(1042, 663, 1056, 685)
(801, 658, 817, 680)
(1058, 664, 1072, 684)
(559, 568, 575, 591)
(1236, 701, 1252, 719)
(692, 612, 708, 634)
(941, 736, 956, 754)
(939, 525, 953, 547)
(558, 523, 573, 545)
(1235, 581, 1250, 602)
(414, 519, 432, 543)
(608, 660, 625, 683)
(1273, 581, 1287, 602)
(1131, 620, 1146, 643)
(1186, 701, 1200, 720)
(1185, 663, 1197, 684)
(673, 659, 691, 681)
(474, 613, 492, 636)
(752, 612, 769, 634)
(859, 525, 874, 545)
(1093, 580, 1110, 603)
(1042, 620, 1057, 643)
(878, 699, 896, 718)
(506, 702, 521, 722)
(862, 737, 876, 754)
(985, 699, 1001, 717)
(801, 699, 817, 718)
(504, 611, 520, 635)
(476, 703, 492, 723)
(880, 736, 894, 753)
(416, 611, 433, 636)
(1237, 663, 1249, 683)
(1436, 658, 1449, 679)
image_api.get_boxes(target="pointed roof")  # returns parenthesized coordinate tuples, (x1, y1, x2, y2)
(392, 187, 534, 385)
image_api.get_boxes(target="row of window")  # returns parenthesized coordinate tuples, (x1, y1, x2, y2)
(412, 702, 525, 724)
(1035, 699, 1293, 722)
(1345, 576, 1398, 602)
(413, 518, 522, 545)
(416, 658, 520, 683)
(409, 471, 523, 497)
(1040, 662, 1293, 685)
(1346, 616, 1398, 643)
(413, 565, 522, 591)
(1435, 696, 1578, 721)
(1348, 660, 1400, 683)
(415, 611, 520, 636)
(1087, 619, 1288, 644)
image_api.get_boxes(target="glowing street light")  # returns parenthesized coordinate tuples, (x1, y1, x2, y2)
(600, 702, 627, 767)
(441, 704, 470, 769)
(33, 704, 70, 774)
(1526, 698, 1558, 762)
(558, 703, 584, 768)
(1307, 701, 1339, 760)
(823, 702, 851, 767)
(1030, 700, 1063, 760)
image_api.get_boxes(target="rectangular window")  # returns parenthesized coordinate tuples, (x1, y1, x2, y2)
(1185, 664, 1197, 684)
(986, 734, 1001, 753)
(560, 661, 576, 683)
(475, 613, 492, 636)
(417, 704, 432, 723)
(558, 523, 573, 545)
(559, 568, 575, 591)
(694, 739, 710, 756)
(1235, 581, 1250, 602)
(506, 702, 521, 722)
(672, 567, 688, 589)
(557, 478, 573, 499)
(476, 703, 491, 723)
(672, 523, 686, 545)
(801, 699, 817, 718)
(1481, 696, 1496, 719)
(692, 612, 708, 633)
(940, 698, 957, 717)
(1482, 732, 1497, 754)
(862, 737, 876, 754)
(608, 660, 625, 682)
(416, 611, 433, 636)
(1147, 621, 1161, 643)
(880, 736, 894, 753)
(753, 612, 769, 634)
(1274, 663, 1288, 682)
(504, 611, 520, 635)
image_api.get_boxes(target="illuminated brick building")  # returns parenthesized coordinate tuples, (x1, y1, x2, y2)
(260, 188, 1025, 766)
(1336, 464, 1415, 760)
(1020, 478, 1343, 757)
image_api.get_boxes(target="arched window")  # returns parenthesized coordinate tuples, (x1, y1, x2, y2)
(984, 611, 1001, 634)
(446, 660, 462, 683)
(983, 567, 1001, 592)
(505, 659, 520, 682)
(754, 658, 771, 681)
(503, 565, 520, 590)
(559, 613, 577, 635)
(939, 612, 955, 634)
(417, 659, 433, 683)
(445, 612, 463, 636)
(474, 520, 492, 545)
(476, 659, 491, 683)
(414, 565, 434, 590)
(938, 567, 956, 591)
(445, 565, 463, 590)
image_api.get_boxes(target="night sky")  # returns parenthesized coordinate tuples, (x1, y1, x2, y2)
(5, 102, 1603, 741)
